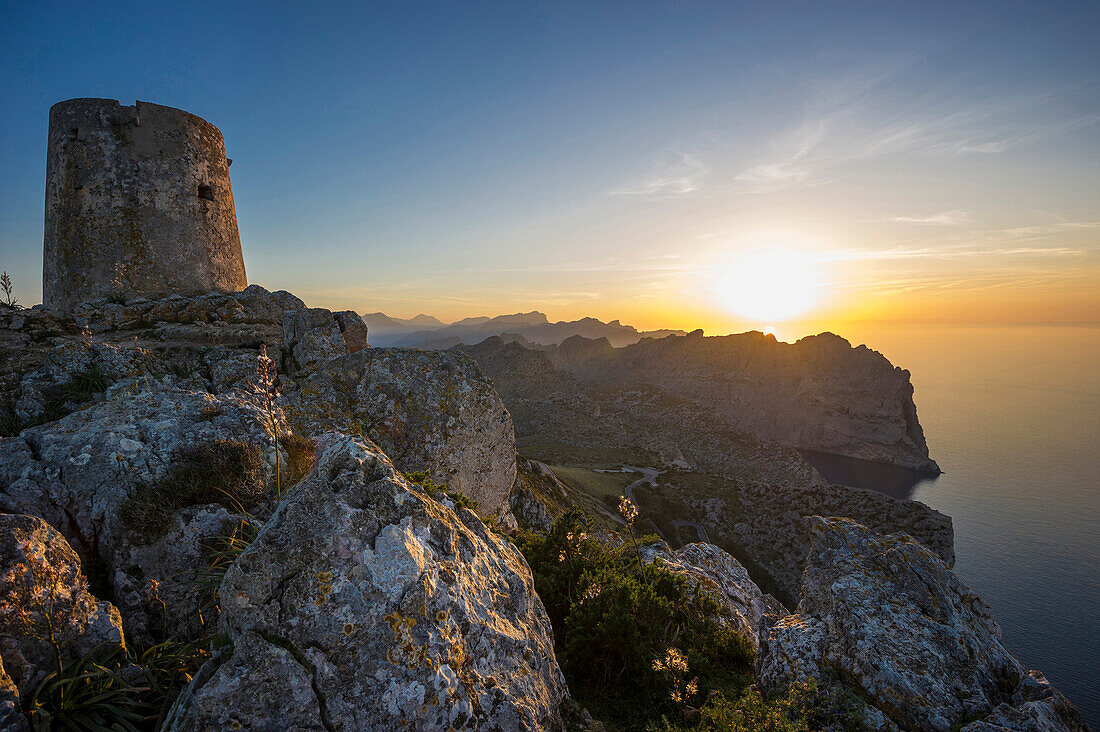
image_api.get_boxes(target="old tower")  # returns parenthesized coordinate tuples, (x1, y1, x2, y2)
(43, 99, 247, 310)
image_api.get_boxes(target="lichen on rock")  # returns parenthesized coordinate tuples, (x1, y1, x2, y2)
(757, 517, 1088, 731)
(282, 347, 517, 515)
(165, 433, 567, 731)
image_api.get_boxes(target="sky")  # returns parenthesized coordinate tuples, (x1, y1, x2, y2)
(1, 0, 1098, 336)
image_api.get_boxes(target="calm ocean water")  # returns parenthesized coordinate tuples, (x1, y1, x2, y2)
(805, 325, 1100, 725)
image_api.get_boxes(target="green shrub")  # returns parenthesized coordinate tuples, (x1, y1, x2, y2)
(651, 678, 871, 731)
(119, 440, 265, 539)
(515, 510, 755, 729)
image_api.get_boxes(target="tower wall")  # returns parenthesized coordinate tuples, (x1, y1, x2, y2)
(43, 99, 247, 310)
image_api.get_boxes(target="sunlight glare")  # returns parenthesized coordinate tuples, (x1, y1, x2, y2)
(714, 247, 823, 323)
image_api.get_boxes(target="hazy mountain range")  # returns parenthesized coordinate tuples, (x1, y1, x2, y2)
(362, 310, 686, 348)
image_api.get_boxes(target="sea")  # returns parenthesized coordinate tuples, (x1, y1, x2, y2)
(801, 324, 1100, 726)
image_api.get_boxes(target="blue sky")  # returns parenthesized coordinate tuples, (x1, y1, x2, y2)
(1, 1, 1098, 332)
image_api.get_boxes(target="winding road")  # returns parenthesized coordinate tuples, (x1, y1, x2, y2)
(609, 465, 711, 543)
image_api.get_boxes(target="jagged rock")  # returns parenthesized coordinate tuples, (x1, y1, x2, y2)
(12, 341, 156, 424)
(165, 434, 567, 731)
(0, 657, 28, 732)
(758, 517, 1087, 732)
(642, 542, 784, 652)
(76, 284, 305, 331)
(113, 504, 254, 641)
(507, 458, 569, 531)
(0, 286, 301, 437)
(962, 671, 1087, 730)
(333, 310, 370, 352)
(283, 348, 517, 515)
(0, 381, 288, 642)
(0, 513, 124, 697)
(282, 307, 369, 374)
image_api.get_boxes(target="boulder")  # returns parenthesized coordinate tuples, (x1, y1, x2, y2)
(0, 658, 28, 732)
(283, 348, 517, 515)
(282, 307, 369, 374)
(0, 513, 124, 697)
(333, 310, 370, 353)
(165, 434, 568, 731)
(757, 517, 1088, 731)
(0, 380, 289, 642)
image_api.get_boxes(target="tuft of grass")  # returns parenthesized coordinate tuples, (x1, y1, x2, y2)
(186, 517, 260, 631)
(194, 404, 223, 422)
(106, 292, 127, 305)
(119, 441, 265, 539)
(168, 361, 195, 379)
(0, 406, 22, 438)
(33, 364, 113, 426)
(25, 638, 220, 731)
(406, 470, 480, 513)
(279, 433, 318, 485)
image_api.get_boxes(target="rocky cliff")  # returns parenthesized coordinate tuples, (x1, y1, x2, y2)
(543, 330, 939, 473)
(457, 337, 823, 489)
(0, 289, 1087, 730)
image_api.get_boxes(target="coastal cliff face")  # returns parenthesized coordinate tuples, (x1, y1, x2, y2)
(545, 330, 939, 473)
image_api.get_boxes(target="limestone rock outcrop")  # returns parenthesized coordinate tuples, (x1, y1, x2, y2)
(283, 348, 517, 515)
(757, 517, 1087, 732)
(457, 338, 824, 489)
(0, 381, 288, 641)
(0, 513, 125, 696)
(0, 658, 27, 732)
(728, 481, 954, 606)
(282, 307, 369, 374)
(165, 434, 568, 731)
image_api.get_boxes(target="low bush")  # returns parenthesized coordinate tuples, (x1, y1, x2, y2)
(515, 510, 755, 729)
(652, 678, 871, 731)
(119, 440, 265, 539)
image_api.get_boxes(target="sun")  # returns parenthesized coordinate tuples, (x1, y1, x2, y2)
(714, 247, 822, 323)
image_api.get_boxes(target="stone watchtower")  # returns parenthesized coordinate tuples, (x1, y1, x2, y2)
(43, 99, 247, 310)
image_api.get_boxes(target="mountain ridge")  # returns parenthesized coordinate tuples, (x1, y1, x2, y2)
(362, 309, 687, 348)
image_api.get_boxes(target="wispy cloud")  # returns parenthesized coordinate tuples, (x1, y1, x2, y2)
(732, 62, 1100, 191)
(887, 209, 971, 225)
(608, 151, 709, 197)
(826, 243, 1086, 262)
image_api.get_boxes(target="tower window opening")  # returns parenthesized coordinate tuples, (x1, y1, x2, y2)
(197, 184, 214, 201)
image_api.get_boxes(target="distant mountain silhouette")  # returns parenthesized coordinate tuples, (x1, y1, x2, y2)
(362, 310, 686, 348)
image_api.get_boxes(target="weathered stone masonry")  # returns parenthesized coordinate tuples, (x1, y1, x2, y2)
(43, 99, 247, 310)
